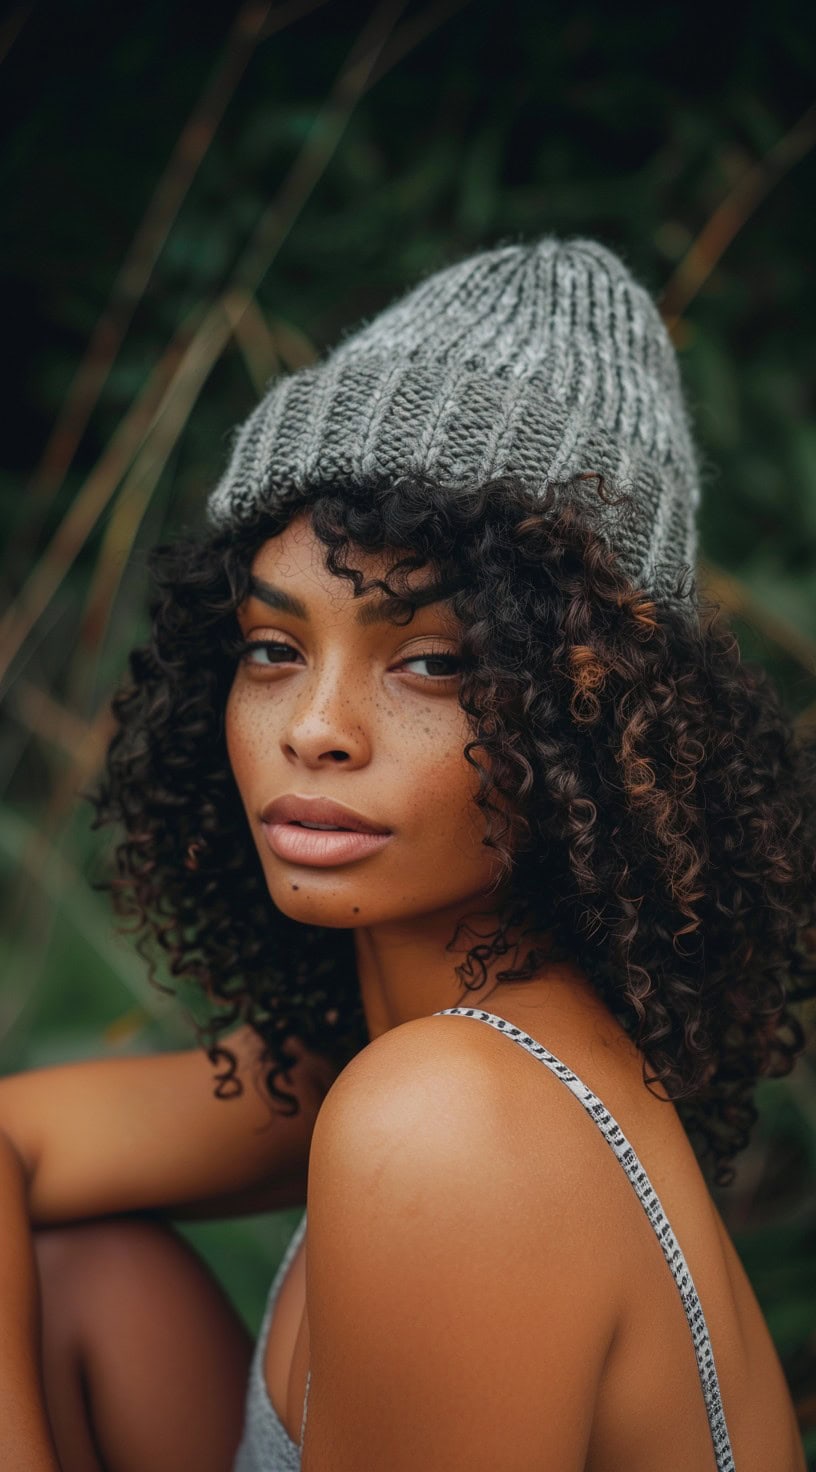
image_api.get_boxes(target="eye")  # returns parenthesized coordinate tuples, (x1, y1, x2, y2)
(399, 652, 462, 682)
(234, 639, 301, 668)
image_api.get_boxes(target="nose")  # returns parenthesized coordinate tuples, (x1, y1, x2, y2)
(279, 659, 370, 769)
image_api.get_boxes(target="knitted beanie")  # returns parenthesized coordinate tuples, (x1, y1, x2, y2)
(206, 236, 701, 608)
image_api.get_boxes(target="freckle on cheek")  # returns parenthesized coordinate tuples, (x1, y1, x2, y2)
(353, 906, 360, 913)
(292, 884, 299, 891)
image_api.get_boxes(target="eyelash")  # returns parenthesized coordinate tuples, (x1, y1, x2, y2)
(232, 638, 461, 683)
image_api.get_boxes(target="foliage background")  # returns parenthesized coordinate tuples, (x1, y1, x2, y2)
(1, 0, 815, 1457)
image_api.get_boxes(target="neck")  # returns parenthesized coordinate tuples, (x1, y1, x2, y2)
(352, 896, 593, 1042)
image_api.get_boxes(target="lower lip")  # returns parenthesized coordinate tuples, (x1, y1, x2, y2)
(262, 822, 392, 867)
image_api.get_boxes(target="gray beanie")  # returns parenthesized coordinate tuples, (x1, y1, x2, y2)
(206, 236, 701, 608)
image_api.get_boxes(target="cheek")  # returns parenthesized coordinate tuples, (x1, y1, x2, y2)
(224, 684, 261, 804)
(397, 704, 518, 884)
(390, 704, 485, 846)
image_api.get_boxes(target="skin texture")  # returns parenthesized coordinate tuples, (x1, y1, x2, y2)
(226, 509, 583, 1042)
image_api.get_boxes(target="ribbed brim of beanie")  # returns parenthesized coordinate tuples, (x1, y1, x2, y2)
(206, 236, 701, 608)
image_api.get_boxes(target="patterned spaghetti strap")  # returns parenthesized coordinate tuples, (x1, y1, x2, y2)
(433, 1006, 737, 1472)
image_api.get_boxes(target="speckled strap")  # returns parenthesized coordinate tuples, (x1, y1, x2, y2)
(433, 1006, 736, 1472)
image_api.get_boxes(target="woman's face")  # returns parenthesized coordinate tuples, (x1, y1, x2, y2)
(225, 510, 507, 931)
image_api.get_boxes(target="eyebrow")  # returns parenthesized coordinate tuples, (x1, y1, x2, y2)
(245, 573, 464, 627)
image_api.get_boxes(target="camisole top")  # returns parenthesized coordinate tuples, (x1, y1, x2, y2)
(231, 1006, 737, 1472)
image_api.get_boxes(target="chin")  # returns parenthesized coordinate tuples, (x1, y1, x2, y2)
(266, 878, 374, 928)
(263, 871, 421, 929)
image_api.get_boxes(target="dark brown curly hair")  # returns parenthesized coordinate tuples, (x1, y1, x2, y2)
(87, 471, 816, 1188)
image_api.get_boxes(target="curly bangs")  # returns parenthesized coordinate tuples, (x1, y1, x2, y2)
(87, 472, 816, 1188)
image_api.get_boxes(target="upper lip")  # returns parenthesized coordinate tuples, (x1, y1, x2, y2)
(261, 794, 391, 834)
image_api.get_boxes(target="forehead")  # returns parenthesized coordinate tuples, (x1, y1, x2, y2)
(243, 513, 462, 626)
(250, 512, 411, 583)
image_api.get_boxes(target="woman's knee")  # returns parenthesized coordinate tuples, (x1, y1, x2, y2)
(35, 1211, 254, 1377)
(34, 1215, 254, 1472)
(35, 1217, 172, 1472)
(36, 1216, 150, 1342)
(35, 1215, 188, 1342)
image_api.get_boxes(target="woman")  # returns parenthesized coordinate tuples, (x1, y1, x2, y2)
(1, 237, 813, 1471)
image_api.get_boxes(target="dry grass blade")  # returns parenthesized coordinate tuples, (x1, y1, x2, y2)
(233, 0, 411, 299)
(3, 692, 116, 937)
(661, 103, 816, 332)
(0, 805, 183, 1048)
(259, 0, 333, 39)
(66, 302, 235, 707)
(223, 288, 283, 392)
(5, 680, 113, 923)
(268, 315, 320, 370)
(45, 701, 117, 833)
(10, 679, 101, 766)
(366, 0, 475, 88)
(0, 306, 207, 696)
(23, 0, 275, 519)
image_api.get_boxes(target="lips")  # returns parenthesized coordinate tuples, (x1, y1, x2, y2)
(260, 794, 391, 835)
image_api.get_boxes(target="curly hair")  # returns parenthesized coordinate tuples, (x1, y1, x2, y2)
(87, 471, 816, 1188)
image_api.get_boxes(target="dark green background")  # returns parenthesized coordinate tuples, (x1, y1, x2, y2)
(2, 0, 815, 1458)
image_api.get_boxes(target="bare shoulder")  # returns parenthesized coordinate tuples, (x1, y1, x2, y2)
(312, 1011, 508, 1139)
(302, 1015, 619, 1472)
(312, 1009, 618, 1193)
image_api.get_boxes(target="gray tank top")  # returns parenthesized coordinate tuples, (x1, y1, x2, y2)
(232, 1007, 737, 1471)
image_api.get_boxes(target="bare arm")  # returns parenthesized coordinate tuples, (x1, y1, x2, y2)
(0, 1025, 339, 1468)
(0, 1129, 61, 1471)
(0, 1024, 340, 1227)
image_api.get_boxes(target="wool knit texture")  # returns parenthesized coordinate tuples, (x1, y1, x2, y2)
(206, 236, 702, 607)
